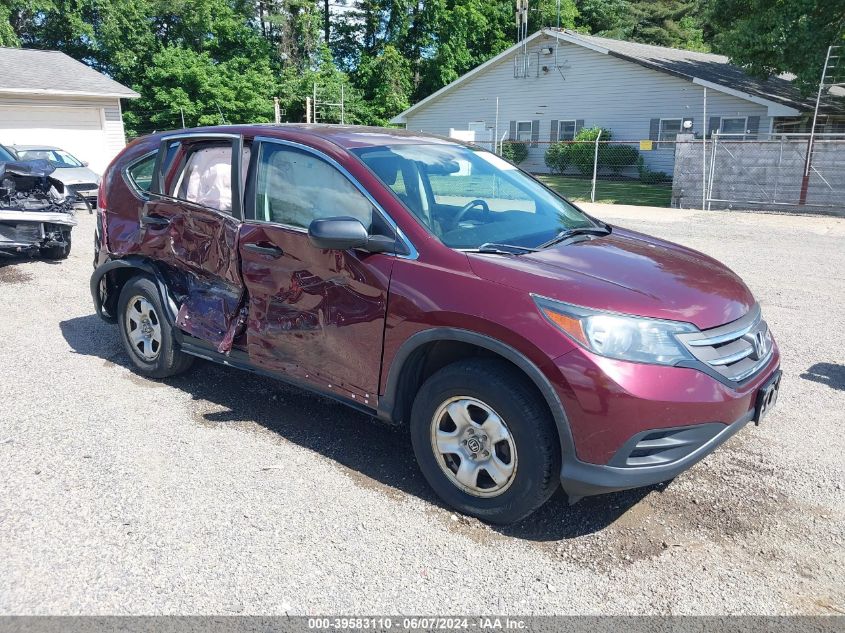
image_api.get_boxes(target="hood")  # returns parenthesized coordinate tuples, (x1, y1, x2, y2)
(467, 228, 754, 330)
(50, 166, 100, 185)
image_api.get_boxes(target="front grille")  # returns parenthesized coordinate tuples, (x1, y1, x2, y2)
(677, 304, 773, 382)
(68, 182, 98, 193)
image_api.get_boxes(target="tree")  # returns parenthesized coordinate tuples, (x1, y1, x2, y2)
(707, 0, 845, 94)
(575, 0, 709, 51)
(355, 44, 413, 125)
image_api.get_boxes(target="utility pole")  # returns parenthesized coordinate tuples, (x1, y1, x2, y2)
(180, 107, 185, 129)
(324, 0, 330, 44)
(305, 97, 312, 123)
(274, 97, 281, 124)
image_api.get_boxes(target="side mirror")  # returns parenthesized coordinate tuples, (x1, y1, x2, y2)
(82, 161, 89, 167)
(308, 217, 397, 253)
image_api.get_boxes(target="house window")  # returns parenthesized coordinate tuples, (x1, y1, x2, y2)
(720, 117, 747, 138)
(658, 119, 682, 147)
(516, 121, 532, 142)
(558, 120, 576, 142)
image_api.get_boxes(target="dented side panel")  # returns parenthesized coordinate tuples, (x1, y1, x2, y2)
(238, 222, 393, 402)
(105, 137, 245, 347)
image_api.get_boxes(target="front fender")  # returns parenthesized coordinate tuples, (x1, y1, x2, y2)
(377, 327, 578, 467)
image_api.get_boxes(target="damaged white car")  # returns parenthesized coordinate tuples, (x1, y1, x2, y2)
(0, 146, 79, 260)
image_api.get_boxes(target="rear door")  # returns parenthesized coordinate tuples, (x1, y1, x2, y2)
(237, 137, 399, 402)
(141, 133, 247, 347)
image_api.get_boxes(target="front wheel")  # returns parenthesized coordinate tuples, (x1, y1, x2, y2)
(117, 276, 194, 378)
(410, 359, 561, 524)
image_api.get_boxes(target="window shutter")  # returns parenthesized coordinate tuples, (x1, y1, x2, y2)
(531, 120, 540, 147)
(550, 120, 559, 143)
(708, 116, 721, 138)
(649, 118, 660, 141)
(575, 119, 585, 134)
(509, 120, 516, 141)
(747, 116, 760, 139)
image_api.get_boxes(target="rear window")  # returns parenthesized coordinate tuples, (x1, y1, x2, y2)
(126, 153, 156, 192)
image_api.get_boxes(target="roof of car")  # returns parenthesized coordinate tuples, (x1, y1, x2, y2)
(251, 124, 459, 149)
(12, 145, 62, 150)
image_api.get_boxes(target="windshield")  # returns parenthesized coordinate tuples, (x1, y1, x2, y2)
(16, 149, 84, 168)
(352, 143, 597, 249)
(0, 146, 14, 162)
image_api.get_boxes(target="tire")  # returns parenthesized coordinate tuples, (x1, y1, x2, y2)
(410, 358, 561, 524)
(40, 232, 71, 260)
(117, 275, 194, 378)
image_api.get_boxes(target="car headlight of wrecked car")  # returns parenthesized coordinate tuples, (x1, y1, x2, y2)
(534, 295, 697, 365)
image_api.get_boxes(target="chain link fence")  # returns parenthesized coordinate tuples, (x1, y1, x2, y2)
(493, 134, 845, 216)
(499, 138, 675, 208)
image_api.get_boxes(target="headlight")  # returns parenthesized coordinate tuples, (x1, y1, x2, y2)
(534, 296, 697, 365)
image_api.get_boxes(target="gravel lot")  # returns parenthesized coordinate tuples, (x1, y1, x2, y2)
(1, 205, 843, 615)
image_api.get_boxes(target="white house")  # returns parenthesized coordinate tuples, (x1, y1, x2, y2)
(392, 29, 845, 174)
(0, 47, 139, 173)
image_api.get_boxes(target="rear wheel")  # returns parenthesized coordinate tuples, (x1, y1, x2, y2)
(410, 359, 560, 524)
(117, 276, 193, 378)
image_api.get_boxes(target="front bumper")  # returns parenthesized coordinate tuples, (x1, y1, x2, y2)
(551, 341, 781, 501)
(561, 408, 754, 500)
(0, 211, 77, 253)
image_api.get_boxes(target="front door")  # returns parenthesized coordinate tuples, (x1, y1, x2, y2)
(140, 135, 246, 346)
(238, 139, 396, 403)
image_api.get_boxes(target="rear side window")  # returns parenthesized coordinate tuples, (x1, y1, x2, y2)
(254, 143, 373, 230)
(172, 145, 234, 213)
(126, 153, 156, 192)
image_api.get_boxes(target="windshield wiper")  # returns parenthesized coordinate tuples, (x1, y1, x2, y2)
(474, 242, 540, 255)
(538, 225, 611, 250)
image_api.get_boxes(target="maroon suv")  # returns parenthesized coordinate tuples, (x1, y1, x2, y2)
(91, 125, 781, 523)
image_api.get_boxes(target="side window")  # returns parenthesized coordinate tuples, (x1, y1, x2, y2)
(172, 144, 234, 213)
(126, 153, 157, 192)
(658, 118, 682, 147)
(254, 143, 373, 230)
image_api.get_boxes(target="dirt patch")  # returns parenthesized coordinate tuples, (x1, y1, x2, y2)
(336, 464, 408, 503)
(0, 265, 32, 284)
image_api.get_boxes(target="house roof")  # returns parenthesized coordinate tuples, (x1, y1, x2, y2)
(392, 28, 845, 123)
(0, 47, 139, 99)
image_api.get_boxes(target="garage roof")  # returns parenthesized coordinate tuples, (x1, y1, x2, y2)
(0, 47, 139, 99)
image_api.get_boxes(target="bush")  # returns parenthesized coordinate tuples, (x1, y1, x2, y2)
(636, 156, 671, 184)
(603, 144, 640, 173)
(569, 126, 612, 175)
(544, 142, 571, 174)
(501, 141, 528, 165)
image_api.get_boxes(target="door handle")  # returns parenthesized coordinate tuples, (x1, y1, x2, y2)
(140, 213, 171, 228)
(244, 243, 284, 258)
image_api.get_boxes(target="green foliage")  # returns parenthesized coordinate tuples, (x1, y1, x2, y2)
(636, 156, 670, 184)
(604, 144, 640, 173)
(575, 0, 710, 52)
(544, 142, 571, 174)
(568, 126, 611, 175)
(501, 141, 529, 165)
(706, 0, 845, 94)
(354, 44, 413, 125)
(7, 0, 828, 138)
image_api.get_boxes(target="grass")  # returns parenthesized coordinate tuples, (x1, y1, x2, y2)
(537, 174, 673, 208)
